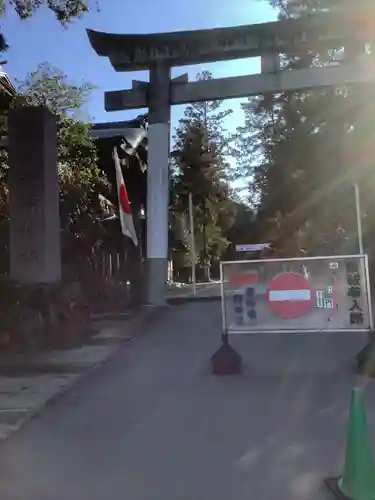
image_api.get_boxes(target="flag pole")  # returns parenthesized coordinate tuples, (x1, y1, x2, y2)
(188, 192, 197, 297)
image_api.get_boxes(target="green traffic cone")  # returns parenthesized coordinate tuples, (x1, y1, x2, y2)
(338, 388, 375, 500)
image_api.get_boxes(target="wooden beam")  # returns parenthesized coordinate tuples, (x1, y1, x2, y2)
(105, 88, 147, 111)
(172, 61, 375, 104)
(105, 61, 375, 112)
(88, 7, 375, 72)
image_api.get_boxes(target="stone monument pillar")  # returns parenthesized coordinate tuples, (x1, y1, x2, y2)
(8, 106, 61, 284)
(147, 62, 171, 305)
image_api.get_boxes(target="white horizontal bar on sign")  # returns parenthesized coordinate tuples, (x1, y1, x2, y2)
(221, 253, 365, 265)
(236, 243, 269, 252)
(227, 328, 371, 334)
(269, 289, 311, 302)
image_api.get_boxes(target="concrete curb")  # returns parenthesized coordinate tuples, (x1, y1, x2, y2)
(0, 304, 169, 442)
(90, 311, 134, 322)
(167, 295, 221, 305)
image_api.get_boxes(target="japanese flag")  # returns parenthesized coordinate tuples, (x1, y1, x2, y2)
(113, 147, 138, 246)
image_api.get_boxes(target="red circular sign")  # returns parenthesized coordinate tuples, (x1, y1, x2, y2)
(266, 272, 313, 319)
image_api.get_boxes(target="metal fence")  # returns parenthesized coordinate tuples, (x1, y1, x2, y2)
(220, 254, 373, 334)
(96, 251, 129, 284)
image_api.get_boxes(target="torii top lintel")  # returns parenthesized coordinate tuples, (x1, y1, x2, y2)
(87, 8, 375, 72)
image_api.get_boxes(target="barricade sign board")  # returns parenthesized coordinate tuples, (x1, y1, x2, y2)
(220, 254, 373, 334)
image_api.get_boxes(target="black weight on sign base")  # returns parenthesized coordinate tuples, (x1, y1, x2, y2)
(211, 334, 242, 375)
(357, 338, 375, 378)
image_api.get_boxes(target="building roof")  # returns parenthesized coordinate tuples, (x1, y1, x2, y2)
(0, 67, 16, 97)
(89, 114, 148, 156)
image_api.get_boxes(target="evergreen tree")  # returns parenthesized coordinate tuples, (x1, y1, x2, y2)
(171, 70, 237, 276)
(0, 0, 97, 51)
(237, 0, 373, 256)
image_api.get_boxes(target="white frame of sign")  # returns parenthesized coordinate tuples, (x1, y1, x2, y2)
(220, 254, 373, 335)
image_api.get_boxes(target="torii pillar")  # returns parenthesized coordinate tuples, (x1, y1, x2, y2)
(146, 63, 171, 305)
(87, 30, 172, 305)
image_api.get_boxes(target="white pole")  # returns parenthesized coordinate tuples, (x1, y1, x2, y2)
(188, 192, 197, 296)
(354, 183, 364, 254)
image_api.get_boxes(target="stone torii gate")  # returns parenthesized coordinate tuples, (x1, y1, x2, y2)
(87, 7, 375, 306)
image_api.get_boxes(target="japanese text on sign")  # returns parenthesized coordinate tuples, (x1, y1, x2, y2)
(346, 262, 364, 325)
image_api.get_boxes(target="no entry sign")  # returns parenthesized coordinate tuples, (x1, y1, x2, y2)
(267, 272, 313, 319)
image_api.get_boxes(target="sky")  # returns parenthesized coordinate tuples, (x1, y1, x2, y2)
(1, 0, 277, 134)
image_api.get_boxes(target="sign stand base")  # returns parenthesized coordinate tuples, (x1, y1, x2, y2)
(324, 477, 351, 500)
(211, 334, 242, 375)
(357, 339, 375, 377)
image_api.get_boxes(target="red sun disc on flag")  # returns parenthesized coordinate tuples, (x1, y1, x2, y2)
(266, 272, 313, 319)
(119, 184, 131, 215)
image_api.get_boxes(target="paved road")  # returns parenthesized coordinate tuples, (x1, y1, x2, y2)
(166, 281, 221, 299)
(0, 302, 372, 500)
